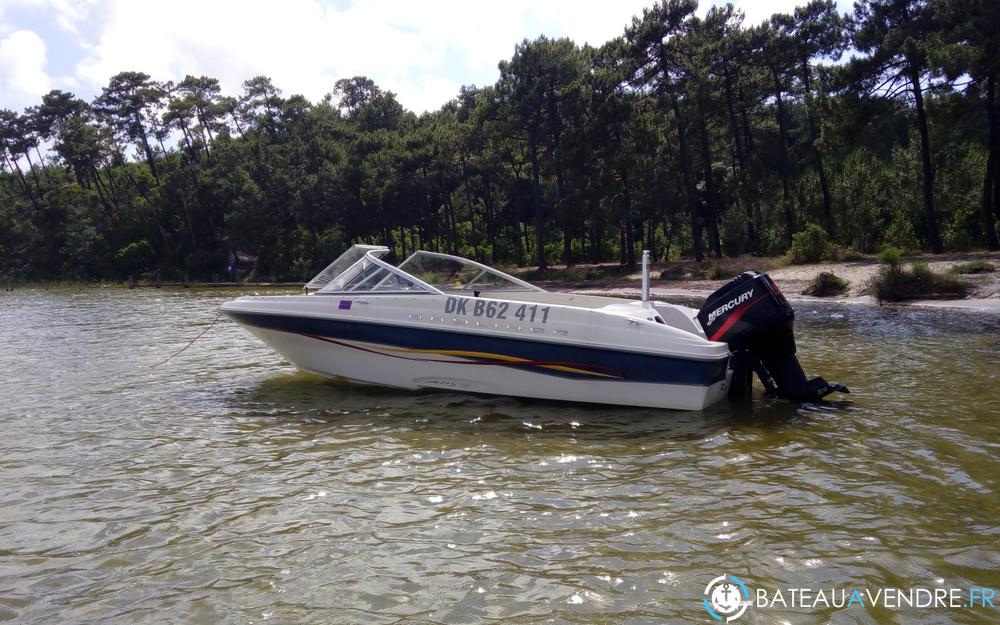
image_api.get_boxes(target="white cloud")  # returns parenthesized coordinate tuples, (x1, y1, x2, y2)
(0, 0, 97, 35)
(71, 0, 651, 112)
(0, 29, 50, 110)
(36, 0, 97, 34)
(393, 75, 463, 116)
(5, 0, 850, 113)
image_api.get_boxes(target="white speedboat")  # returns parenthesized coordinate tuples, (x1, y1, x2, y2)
(221, 245, 846, 410)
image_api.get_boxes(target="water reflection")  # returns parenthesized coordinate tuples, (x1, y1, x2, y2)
(227, 370, 835, 443)
(0, 287, 997, 625)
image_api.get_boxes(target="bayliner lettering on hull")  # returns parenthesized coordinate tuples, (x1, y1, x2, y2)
(707, 289, 754, 326)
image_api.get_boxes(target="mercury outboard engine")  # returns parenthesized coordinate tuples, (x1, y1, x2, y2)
(697, 271, 848, 401)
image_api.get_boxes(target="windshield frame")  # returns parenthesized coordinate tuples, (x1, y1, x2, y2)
(396, 251, 545, 293)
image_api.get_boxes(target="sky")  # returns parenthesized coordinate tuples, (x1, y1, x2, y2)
(0, 0, 852, 115)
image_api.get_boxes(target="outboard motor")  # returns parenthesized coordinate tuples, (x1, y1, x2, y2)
(697, 271, 849, 401)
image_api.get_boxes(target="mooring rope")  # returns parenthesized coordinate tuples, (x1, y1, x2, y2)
(151, 312, 223, 368)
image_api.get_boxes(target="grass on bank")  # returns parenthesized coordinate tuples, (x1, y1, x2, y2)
(870, 247, 970, 302)
(659, 257, 783, 281)
(949, 260, 995, 274)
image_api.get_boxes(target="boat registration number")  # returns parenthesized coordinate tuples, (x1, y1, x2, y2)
(445, 297, 551, 323)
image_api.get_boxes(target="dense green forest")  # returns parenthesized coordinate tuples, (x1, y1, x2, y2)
(1, 0, 998, 282)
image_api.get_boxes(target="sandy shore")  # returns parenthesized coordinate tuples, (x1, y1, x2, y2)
(556, 252, 1000, 313)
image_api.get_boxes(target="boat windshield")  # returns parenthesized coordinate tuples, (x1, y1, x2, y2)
(304, 244, 390, 291)
(315, 252, 437, 295)
(396, 251, 544, 292)
(307, 246, 541, 295)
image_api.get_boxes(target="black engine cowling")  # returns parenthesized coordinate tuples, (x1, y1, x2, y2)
(697, 271, 848, 401)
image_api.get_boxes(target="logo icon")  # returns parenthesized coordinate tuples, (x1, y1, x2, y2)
(703, 574, 750, 622)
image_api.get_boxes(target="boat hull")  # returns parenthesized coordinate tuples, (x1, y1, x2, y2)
(228, 312, 732, 411)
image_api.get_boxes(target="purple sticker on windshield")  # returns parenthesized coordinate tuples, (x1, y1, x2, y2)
(339, 300, 352, 310)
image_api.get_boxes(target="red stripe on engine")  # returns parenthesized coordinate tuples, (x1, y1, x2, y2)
(708, 296, 766, 342)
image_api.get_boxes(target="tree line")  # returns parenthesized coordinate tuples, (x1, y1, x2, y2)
(1, 0, 997, 282)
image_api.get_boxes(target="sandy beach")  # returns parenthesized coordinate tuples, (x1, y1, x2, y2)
(547, 252, 1000, 313)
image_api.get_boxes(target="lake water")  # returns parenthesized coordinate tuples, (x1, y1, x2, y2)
(1, 287, 998, 624)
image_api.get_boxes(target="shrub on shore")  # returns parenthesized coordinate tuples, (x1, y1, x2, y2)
(876, 246, 903, 268)
(949, 261, 995, 274)
(804, 272, 849, 296)
(787, 225, 831, 264)
(870, 249, 969, 301)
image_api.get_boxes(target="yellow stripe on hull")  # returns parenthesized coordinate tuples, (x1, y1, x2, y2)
(385, 346, 621, 379)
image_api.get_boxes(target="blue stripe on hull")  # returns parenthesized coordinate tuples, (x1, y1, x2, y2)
(226, 311, 729, 386)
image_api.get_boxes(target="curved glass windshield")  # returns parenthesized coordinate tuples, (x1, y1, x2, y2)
(307, 246, 541, 295)
(316, 253, 436, 294)
(396, 251, 544, 292)
(304, 244, 390, 291)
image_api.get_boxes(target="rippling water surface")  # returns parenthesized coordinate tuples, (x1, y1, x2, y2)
(1, 287, 998, 624)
